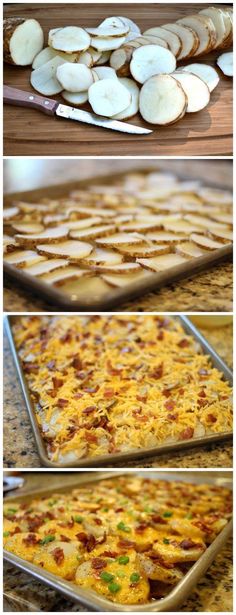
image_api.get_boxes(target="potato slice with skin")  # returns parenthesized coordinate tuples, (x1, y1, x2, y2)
(69, 224, 116, 239)
(12, 222, 44, 234)
(137, 253, 188, 271)
(99, 17, 126, 30)
(24, 259, 68, 276)
(138, 553, 184, 584)
(112, 77, 139, 120)
(163, 23, 199, 59)
(96, 232, 144, 247)
(32, 47, 78, 69)
(184, 214, 229, 230)
(209, 213, 232, 225)
(118, 16, 140, 35)
(139, 74, 187, 125)
(95, 50, 111, 65)
(3, 17, 44, 66)
(37, 240, 92, 261)
(61, 90, 88, 105)
(93, 66, 118, 80)
(141, 34, 169, 48)
(3, 206, 19, 220)
(78, 51, 93, 67)
(102, 269, 151, 287)
(172, 72, 210, 112)
(177, 15, 216, 56)
(90, 261, 141, 273)
(175, 241, 204, 258)
(110, 45, 134, 76)
(57, 63, 93, 92)
(198, 187, 232, 205)
(82, 247, 123, 266)
(130, 45, 176, 84)
(217, 52, 233, 77)
(64, 217, 102, 230)
(86, 25, 129, 38)
(15, 226, 68, 247)
(163, 219, 201, 234)
(31, 56, 66, 95)
(143, 27, 181, 57)
(88, 78, 131, 117)
(4, 250, 46, 268)
(91, 69, 100, 82)
(41, 266, 91, 286)
(200, 7, 227, 49)
(178, 63, 219, 92)
(190, 233, 227, 250)
(118, 243, 170, 257)
(146, 231, 186, 243)
(49, 26, 90, 53)
(208, 228, 233, 242)
(90, 35, 126, 52)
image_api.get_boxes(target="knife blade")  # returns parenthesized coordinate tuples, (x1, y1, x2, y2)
(3, 85, 152, 135)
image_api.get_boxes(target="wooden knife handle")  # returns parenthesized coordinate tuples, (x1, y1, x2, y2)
(3, 85, 59, 115)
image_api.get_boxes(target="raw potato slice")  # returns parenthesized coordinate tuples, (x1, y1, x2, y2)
(95, 50, 111, 65)
(199, 7, 226, 48)
(175, 241, 204, 258)
(102, 269, 150, 287)
(15, 226, 68, 246)
(143, 35, 169, 49)
(163, 23, 199, 59)
(3, 206, 19, 220)
(110, 46, 134, 76)
(208, 228, 233, 242)
(172, 72, 210, 112)
(137, 253, 188, 271)
(93, 66, 118, 80)
(31, 56, 66, 95)
(217, 52, 233, 77)
(177, 15, 216, 55)
(88, 47, 102, 63)
(32, 47, 78, 69)
(99, 17, 126, 30)
(118, 16, 140, 35)
(25, 258, 68, 276)
(139, 74, 187, 125)
(198, 187, 233, 205)
(12, 222, 44, 234)
(49, 26, 90, 53)
(69, 224, 116, 239)
(210, 213, 232, 225)
(130, 45, 176, 84)
(190, 233, 227, 250)
(4, 250, 46, 268)
(179, 63, 219, 92)
(163, 220, 201, 234)
(56, 63, 93, 92)
(61, 90, 88, 105)
(64, 217, 102, 230)
(37, 240, 93, 260)
(90, 262, 141, 273)
(90, 35, 126, 52)
(41, 266, 91, 286)
(112, 77, 139, 120)
(86, 25, 129, 37)
(118, 243, 171, 257)
(91, 69, 100, 82)
(78, 51, 93, 67)
(3, 17, 44, 65)
(3, 235, 18, 252)
(146, 231, 186, 243)
(83, 247, 123, 265)
(184, 214, 228, 231)
(143, 27, 181, 57)
(96, 232, 144, 246)
(88, 78, 131, 117)
(220, 8, 233, 48)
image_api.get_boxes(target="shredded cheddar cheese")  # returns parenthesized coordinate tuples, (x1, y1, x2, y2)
(12, 316, 232, 463)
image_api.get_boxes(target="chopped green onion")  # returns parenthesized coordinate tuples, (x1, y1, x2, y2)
(117, 555, 129, 565)
(117, 571, 126, 578)
(163, 511, 173, 518)
(102, 507, 109, 512)
(74, 515, 83, 523)
(100, 571, 114, 583)
(3, 531, 10, 537)
(117, 521, 131, 533)
(130, 572, 140, 583)
(40, 534, 55, 545)
(163, 538, 170, 544)
(144, 505, 153, 513)
(108, 582, 121, 593)
(185, 513, 193, 519)
(48, 499, 57, 507)
(6, 508, 17, 515)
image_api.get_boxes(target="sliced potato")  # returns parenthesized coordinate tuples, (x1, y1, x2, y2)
(163, 219, 201, 234)
(208, 228, 233, 242)
(31, 56, 66, 95)
(93, 66, 118, 80)
(90, 35, 126, 52)
(175, 241, 204, 258)
(24, 258, 68, 276)
(217, 52, 233, 77)
(209, 213, 232, 225)
(118, 243, 171, 257)
(139, 74, 187, 125)
(102, 269, 150, 287)
(177, 15, 216, 55)
(184, 214, 228, 231)
(109, 46, 134, 77)
(82, 247, 123, 266)
(32, 47, 78, 69)
(198, 187, 233, 205)
(137, 253, 188, 271)
(143, 26, 181, 57)
(146, 231, 186, 244)
(96, 232, 143, 247)
(178, 63, 219, 92)
(130, 45, 176, 84)
(4, 250, 46, 268)
(49, 26, 90, 53)
(88, 78, 131, 117)
(57, 63, 93, 92)
(163, 23, 199, 59)
(12, 222, 44, 234)
(86, 25, 129, 38)
(78, 50, 93, 67)
(15, 226, 68, 246)
(3, 235, 18, 252)
(61, 90, 88, 105)
(99, 17, 126, 30)
(95, 50, 111, 65)
(3, 206, 19, 220)
(3, 17, 44, 66)
(118, 16, 140, 35)
(69, 224, 116, 239)
(190, 233, 227, 250)
(37, 240, 93, 260)
(142, 34, 169, 49)
(41, 266, 91, 285)
(199, 7, 226, 49)
(90, 262, 141, 273)
(172, 72, 210, 112)
(64, 217, 102, 230)
(112, 77, 139, 120)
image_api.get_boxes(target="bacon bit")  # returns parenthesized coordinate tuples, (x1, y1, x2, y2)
(46, 360, 56, 370)
(104, 389, 114, 399)
(23, 533, 39, 546)
(179, 427, 194, 440)
(162, 389, 171, 398)
(147, 551, 175, 569)
(23, 362, 39, 374)
(115, 507, 124, 513)
(47, 389, 57, 398)
(11, 526, 21, 535)
(71, 356, 83, 370)
(52, 377, 63, 389)
(192, 520, 212, 534)
(83, 386, 99, 394)
(60, 534, 71, 542)
(107, 360, 122, 376)
(76, 532, 88, 543)
(27, 515, 45, 531)
(198, 368, 208, 377)
(207, 414, 217, 424)
(178, 388, 185, 395)
(73, 393, 83, 400)
(198, 389, 206, 398)
(52, 547, 64, 565)
(150, 363, 163, 380)
(179, 539, 203, 550)
(85, 432, 98, 443)
(100, 551, 118, 558)
(117, 539, 136, 549)
(136, 414, 149, 422)
(60, 331, 72, 343)
(197, 399, 208, 408)
(157, 330, 164, 341)
(157, 318, 170, 329)
(57, 398, 68, 407)
(220, 395, 229, 401)
(58, 507, 65, 513)
(178, 338, 189, 348)
(135, 522, 149, 533)
(151, 515, 167, 524)
(75, 371, 86, 380)
(164, 400, 175, 411)
(87, 534, 96, 552)
(94, 518, 102, 526)
(60, 519, 74, 529)
(136, 395, 147, 402)
(82, 406, 96, 415)
(167, 413, 178, 421)
(91, 558, 107, 570)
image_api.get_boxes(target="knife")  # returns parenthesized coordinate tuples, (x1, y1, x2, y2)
(3, 85, 152, 135)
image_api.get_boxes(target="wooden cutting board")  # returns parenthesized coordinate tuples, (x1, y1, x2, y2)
(3, 2, 233, 156)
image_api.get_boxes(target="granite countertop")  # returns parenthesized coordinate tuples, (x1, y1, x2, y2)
(3, 472, 233, 612)
(3, 319, 233, 469)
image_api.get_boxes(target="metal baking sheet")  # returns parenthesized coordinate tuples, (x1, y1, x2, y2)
(3, 471, 233, 612)
(3, 168, 233, 311)
(5, 314, 233, 468)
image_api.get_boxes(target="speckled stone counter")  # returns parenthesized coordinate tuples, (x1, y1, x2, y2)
(3, 472, 233, 612)
(3, 319, 233, 469)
